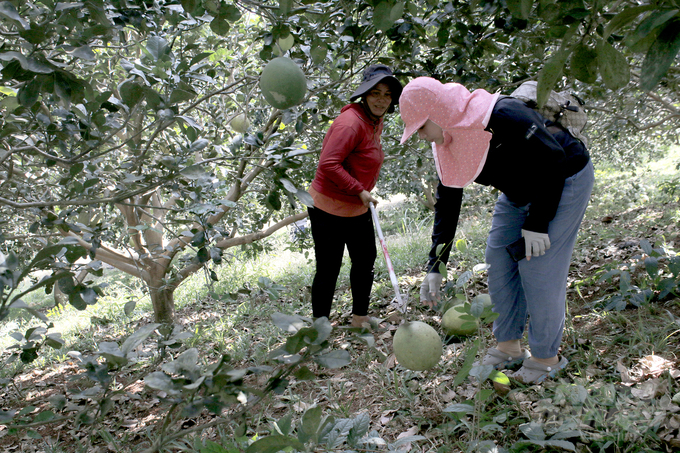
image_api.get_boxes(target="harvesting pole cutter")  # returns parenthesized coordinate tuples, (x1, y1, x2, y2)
(369, 202, 408, 314)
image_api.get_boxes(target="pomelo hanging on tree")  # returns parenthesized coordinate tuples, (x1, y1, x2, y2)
(230, 113, 249, 133)
(393, 321, 442, 371)
(259, 57, 307, 110)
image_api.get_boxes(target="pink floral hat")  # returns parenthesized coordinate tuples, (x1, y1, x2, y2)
(399, 77, 499, 188)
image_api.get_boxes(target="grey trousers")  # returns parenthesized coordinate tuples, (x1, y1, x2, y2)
(485, 160, 595, 359)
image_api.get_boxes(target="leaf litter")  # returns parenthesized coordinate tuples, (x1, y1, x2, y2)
(1, 199, 679, 452)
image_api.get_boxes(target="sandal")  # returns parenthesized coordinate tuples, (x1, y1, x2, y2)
(509, 356, 568, 384)
(474, 348, 531, 370)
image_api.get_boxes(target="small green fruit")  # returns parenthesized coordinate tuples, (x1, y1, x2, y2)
(393, 321, 442, 371)
(230, 113, 249, 133)
(442, 306, 479, 336)
(259, 57, 307, 110)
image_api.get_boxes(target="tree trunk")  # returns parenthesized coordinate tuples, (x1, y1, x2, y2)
(149, 284, 175, 325)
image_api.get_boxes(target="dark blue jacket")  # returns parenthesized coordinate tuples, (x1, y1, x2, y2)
(427, 97, 590, 272)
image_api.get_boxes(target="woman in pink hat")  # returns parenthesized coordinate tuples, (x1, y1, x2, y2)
(308, 65, 403, 328)
(399, 77, 594, 384)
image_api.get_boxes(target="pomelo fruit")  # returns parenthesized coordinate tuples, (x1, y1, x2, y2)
(441, 306, 479, 336)
(230, 113, 249, 133)
(440, 297, 463, 314)
(259, 57, 307, 110)
(393, 321, 442, 371)
(473, 293, 493, 308)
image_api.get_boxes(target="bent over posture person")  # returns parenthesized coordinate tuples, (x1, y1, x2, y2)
(399, 77, 594, 383)
(308, 65, 403, 328)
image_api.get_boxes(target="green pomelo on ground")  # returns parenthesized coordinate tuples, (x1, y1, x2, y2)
(440, 297, 463, 314)
(473, 293, 493, 308)
(393, 321, 442, 371)
(259, 57, 307, 110)
(442, 306, 479, 336)
(230, 113, 249, 133)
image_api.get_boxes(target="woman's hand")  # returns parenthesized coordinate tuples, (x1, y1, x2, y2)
(359, 190, 378, 207)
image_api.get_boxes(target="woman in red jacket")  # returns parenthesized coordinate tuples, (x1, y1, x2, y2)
(309, 65, 403, 328)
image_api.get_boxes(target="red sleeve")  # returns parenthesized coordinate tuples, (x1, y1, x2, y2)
(317, 124, 365, 195)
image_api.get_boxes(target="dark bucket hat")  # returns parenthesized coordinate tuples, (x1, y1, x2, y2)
(350, 64, 403, 113)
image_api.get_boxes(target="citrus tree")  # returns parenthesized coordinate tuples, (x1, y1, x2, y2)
(0, 0, 398, 326)
(1, 0, 679, 328)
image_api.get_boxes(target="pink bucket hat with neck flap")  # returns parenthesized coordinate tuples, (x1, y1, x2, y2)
(399, 77, 500, 188)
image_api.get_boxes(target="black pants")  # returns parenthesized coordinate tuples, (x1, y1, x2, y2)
(308, 207, 376, 318)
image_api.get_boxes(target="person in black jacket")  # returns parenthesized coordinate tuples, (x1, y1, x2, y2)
(399, 77, 594, 384)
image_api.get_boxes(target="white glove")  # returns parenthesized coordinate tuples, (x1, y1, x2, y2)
(522, 229, 551, 258)
(420, 273, 443, 307)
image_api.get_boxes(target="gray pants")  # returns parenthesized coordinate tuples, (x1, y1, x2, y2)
(485, 160, 595, 359)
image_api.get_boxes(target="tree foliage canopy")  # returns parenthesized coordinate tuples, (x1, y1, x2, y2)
(0, 0, 679, 324)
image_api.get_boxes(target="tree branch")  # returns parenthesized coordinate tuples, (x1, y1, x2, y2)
(214, 211, 308, 249)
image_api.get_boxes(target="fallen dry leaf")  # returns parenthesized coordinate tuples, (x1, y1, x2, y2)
(637, 355, 676, 378)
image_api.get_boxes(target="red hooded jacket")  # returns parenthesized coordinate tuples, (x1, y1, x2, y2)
(311, 103, 384, 205)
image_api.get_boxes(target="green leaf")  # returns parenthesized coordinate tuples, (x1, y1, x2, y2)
(300, 405, 323, 440)
(271, 312, 305, 333)
(293, 366, 316, 381)
(200, 440, 233, 453)
(295, 190, 314, 207)
(71, 45, 95, 61)
(390, 2, 405, 21)
(604, 4, 655, 39)
(0, 2, 28, 28)
(443, 402, 474, 414)
(625, 9, 679, 49)
(69, 292, 87, 310)
(33, 410, 55, 423)
(536, 49, 569, 107)
(120, 323, 160, 356)
(144, 371, 177, 393)
(310, 43, 327, 65)
(181, 0, 199, 14)
(349, 411, 370, 440)
(220, 4, 241, 21)
(170, 88, 197, 104)
(489, 370, 510, 385)
(644, 256, 659, 278)
(278, 0, 293, 15)
(569, 43, 598, 84)
(314, 349, 351, 369)
(453, 338, 479, 387)
(438, 262, 447, 279)
(507, 0, 533, 20)
(0, 52, 53, 74)
(190, 139, 210, 152)
(311, 316, 332, 344)
(245, 435, 305, 453)
(640, 19, 680, 92)
(161, 348, 199, 375)
(210, 16, 230, 36)
(455, 238, 467, 253)
(196, 247, 210, 263)
(146, 36, 169, 61)
(17, 77, 41, 107)
(596, 40, 630, 90)
(373, 2, 397, 32)
(47, 394, 66, 410)
(119, 80, 144, 107)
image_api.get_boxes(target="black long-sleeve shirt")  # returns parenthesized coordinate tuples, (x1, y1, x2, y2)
(427, 97, 590, 272)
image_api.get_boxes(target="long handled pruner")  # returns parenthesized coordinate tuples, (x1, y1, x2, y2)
(369, 202, 407, 314)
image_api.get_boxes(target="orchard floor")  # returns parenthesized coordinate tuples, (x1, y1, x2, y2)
(1, 200, 680, 452)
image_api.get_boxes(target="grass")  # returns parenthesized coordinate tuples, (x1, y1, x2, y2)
(1, 147, 680, 452)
